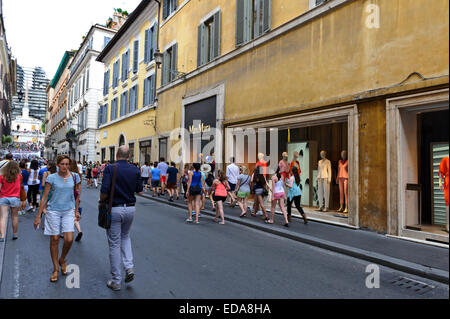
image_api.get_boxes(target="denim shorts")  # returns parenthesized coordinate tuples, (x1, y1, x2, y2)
(44, 209, 75, 236)
(0, 197, 21, 208)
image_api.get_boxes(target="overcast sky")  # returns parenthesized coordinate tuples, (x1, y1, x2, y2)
(2, 0, 142, 80)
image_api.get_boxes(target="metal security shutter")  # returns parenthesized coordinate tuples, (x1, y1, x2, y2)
(212, 11, 221, 59)
(432, 143, 449, 225)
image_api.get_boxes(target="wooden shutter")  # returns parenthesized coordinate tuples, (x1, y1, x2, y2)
(213, 11, 221, 59)
(170, 43, 177, 81)
(103, 104, 107, 123)
(126, 51, 129, 79)
(133, 40, 139, 73)
(236, 0, 245, 46)
(98, 106, 102, 126)
(162, 51, 169, 85)
(143, 77, 149, 106)
(149, 75, 155, 104)
(134, 84, 139, 110)
(172, 0, 177, 10)
(144, 29, 150, 63)
(152, 24, 157, 60)
(197, 25, 203, 67)
(163, 0, 169, 19)
(254, 0, 261, 37)
(263, 0, 271, 33)
(86, 69, 89, 90)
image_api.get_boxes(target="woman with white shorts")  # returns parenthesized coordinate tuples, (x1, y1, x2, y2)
(34, 155, 81, 283)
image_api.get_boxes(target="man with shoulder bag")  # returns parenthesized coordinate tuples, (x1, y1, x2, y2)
(99, 146, 143, 291)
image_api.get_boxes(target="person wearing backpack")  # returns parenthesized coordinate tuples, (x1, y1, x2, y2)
(201, 164, 214, 211)
(27, 160, 41, 212)
(166, 162, 179, 202)
(236, 166, 251, 218)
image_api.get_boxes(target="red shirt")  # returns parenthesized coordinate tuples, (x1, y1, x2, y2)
(0, 174, 22, 198)
(289, 160, 301, 176)
(256, 159, 268, 177)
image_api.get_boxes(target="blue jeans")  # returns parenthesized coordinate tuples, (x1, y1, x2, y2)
(106, 206, 135, 285)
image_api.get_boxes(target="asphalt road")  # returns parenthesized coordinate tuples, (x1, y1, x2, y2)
(0, 185, 448, 299)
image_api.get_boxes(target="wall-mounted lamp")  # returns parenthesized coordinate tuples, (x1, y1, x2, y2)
(154, 50, 163, 69)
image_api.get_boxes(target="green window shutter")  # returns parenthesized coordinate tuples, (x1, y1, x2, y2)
(128, 88, 133, 113)
(244, 0, 252, 42)
(162, 51, 169, 85)
(170, 43, 178, 81)
(197, 24, 202, 67)
(263, 0, 271, 33)
(236, 0, 245, 46)
(201, 24, 207, 64)
(213, 11, 221, 59)
(144, 29, 150, 63)
(172, 0, 177, 10)
(151, 24, 157, 60)
(133, 40, 139, 73)
(143, 77, 149, 106)
(163, 0, 169, 19)
(254, 0, 261, 38)
(134, 84, 139, 110)
(150, 75, 155, 104)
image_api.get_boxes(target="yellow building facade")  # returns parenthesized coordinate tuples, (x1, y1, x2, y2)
(155, 0, 449, 241)
(97, 0, 159, 164)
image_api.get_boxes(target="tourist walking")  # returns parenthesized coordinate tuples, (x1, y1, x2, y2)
(201, 164, 214, 210)
(0, 161, 26, 241)
(236, 166, 251, 218)
(150, 162, 161, 197)
(92, 165, 100, 188)
(211, 170, 230, 225)
(99, 146, 143, 291)
(166, 162, 179, 202)
(287, 166, 308, 224)
(181, 164, 189, 201)
(86, 162, 93, 188)
(268, 168, 290, 227)
(157, 158, 169, 196)
(69, 160, 83, 242)
(40, 160, 57, 219)
(140, 162, 151, 192)
(18, 160, 30, 215)
(225, 157, 239, 207)
(250, 166, 269, 221)
(27, 159, 41, 211)
(33, 155, 81, 282)
(186, 163, 205, 224)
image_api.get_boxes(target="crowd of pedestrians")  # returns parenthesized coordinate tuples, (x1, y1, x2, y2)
(0, 148, 309, 291)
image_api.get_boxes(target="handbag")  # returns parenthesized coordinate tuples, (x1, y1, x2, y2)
(98, 165, 117, 229)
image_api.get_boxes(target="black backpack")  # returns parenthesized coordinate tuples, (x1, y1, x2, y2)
(205, 173, 214, 187)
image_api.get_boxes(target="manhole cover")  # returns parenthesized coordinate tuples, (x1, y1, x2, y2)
(390, 276, 435, 295)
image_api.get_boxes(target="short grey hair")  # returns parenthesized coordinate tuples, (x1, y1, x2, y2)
(117, 145, 130, 160)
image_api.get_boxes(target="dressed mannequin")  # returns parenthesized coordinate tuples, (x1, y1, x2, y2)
(337, 150, 349, 214)
(289, 151, 301, 176)
(439, 156, 449, 232)
(256, 153, 268, 178)
(317, 150, 332, 212)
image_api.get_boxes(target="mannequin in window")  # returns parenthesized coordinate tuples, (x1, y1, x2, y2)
(317, 150, 331, 212)
(439, 156, 449, 232)
(289, 151, 301, 176)
(336, 150, 349, 214)
(279, 152, 290, 182)
(256, 153, 268, 178)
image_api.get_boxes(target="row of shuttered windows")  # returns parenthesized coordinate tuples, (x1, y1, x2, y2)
(104, 24, 158, 95)
(162, 0, 271, 84)
(98, 74, 156, 126)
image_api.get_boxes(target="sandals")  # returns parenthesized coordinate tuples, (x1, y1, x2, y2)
(265, 219, 274, 224)
(50, 270, 59, 282)
(59, 260, 68, 275)
(239, 213, 247, 218)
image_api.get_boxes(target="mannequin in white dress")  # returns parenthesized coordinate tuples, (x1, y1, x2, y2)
(317, 150, 332, 212)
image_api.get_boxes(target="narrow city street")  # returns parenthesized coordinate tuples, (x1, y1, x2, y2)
(0, 184, 448, 299)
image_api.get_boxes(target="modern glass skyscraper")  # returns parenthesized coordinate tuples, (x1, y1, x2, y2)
(11, 65, 49, 122)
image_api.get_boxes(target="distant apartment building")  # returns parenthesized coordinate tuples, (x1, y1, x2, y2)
(66, 24, 117, 163)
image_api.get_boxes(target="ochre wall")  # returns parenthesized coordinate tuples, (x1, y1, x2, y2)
(358, 100, 387, 232)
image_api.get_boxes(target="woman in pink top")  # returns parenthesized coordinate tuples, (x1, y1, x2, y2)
(211, 171, 230, 225)
(0, 161, 25, 241)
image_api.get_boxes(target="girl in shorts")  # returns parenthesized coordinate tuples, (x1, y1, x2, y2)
(34, 155, 81, 283)
(211, 171, 230, 225)
(236, 166, 251, 218)
(268, 168, 289, 227)
(186, 163, 204, 224)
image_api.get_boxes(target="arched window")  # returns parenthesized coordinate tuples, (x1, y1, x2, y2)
(119, 135, 125, 146)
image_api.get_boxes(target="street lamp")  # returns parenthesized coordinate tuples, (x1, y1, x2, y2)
(154, 50, 163, 69)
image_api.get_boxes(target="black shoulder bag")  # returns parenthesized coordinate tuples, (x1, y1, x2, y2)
(98, 165, 117, 229)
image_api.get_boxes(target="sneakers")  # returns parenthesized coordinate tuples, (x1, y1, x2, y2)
(106, 280, 121, 291)
(125, 269, 135, 283)
(12, 234, 18, 240)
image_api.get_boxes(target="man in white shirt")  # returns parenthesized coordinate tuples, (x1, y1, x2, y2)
(140, 162, 151, 192)
(77, 161, 83, 175)
(157, 158, 169, 196)
(226, 157, 240, 206)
